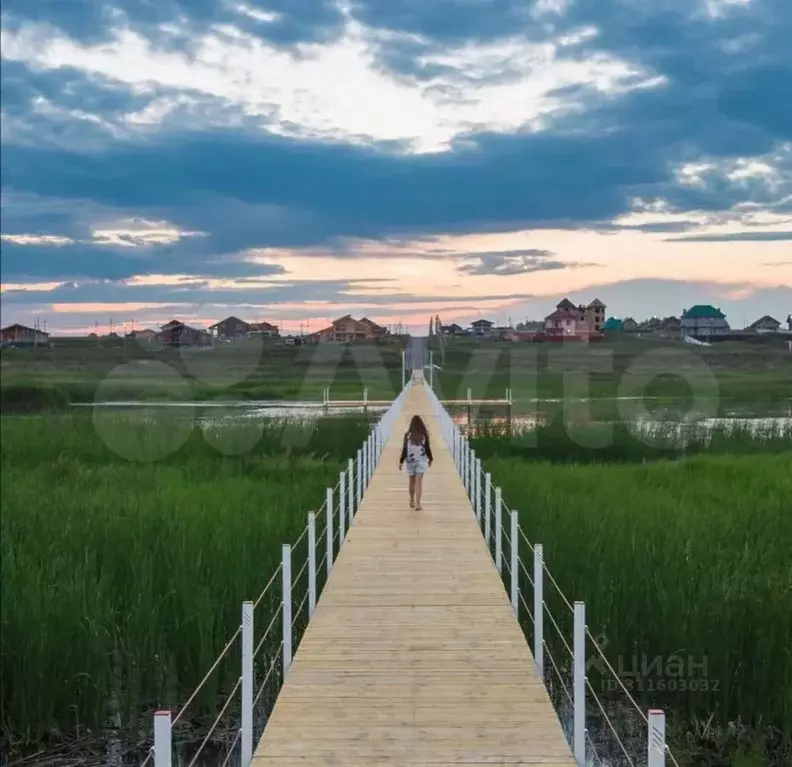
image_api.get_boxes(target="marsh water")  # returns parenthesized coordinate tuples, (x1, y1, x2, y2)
(76, 397, 792, 433)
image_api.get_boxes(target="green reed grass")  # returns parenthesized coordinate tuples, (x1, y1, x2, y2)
(0, 413, 369, 747)
(488, 453, 792, 752)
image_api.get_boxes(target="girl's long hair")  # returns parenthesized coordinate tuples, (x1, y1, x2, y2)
(408, 415, 429, 443)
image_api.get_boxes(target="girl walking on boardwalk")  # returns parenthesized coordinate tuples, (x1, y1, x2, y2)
(399, 415, 433, 510)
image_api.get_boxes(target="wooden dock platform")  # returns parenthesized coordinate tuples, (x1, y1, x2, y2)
(252, 383, 573, 765)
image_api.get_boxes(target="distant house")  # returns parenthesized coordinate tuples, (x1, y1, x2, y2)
(309, 315, 382, 342)
(602, 317, 624, 333)
(748, 315, 781, 333)
(248, 321, 280, 338)
(209, 316, 250, 340)
(441, 323, 465, 336)
(0, 323, 50, 347)
(155, 321, 211, 347)
(680, 305, 730, 339)
(127, 329, 156, 342)
(622, 318, 639, 332)
(544, 298, 607, 337)
(470, 319, 494, 337)
(585, 299, 607, 332)
(358, 317, 388, 339)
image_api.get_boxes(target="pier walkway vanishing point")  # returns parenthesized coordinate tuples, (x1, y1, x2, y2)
(252, 378, 572, 766)
(143, 371, 673, 767)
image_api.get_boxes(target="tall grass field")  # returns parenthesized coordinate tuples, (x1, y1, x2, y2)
(1, 413, 370, 758)
(2, 409, 790, 765)
(484, 452, 792, 763)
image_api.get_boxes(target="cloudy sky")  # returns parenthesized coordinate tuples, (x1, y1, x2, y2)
(1, 0, 790, 334)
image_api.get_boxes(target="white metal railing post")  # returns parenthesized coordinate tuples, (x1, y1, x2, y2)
(510, 511, 518, 614)
(574, 601, 586, 767)
(648, 709, 666, 767)
(308, 512, 317, 616)
(362, 440, 368, 490)
(534, 543, 544, 677)
(474, 458, 481, 519)
(326, 487, 333, 577)
(347, 458, 354, 524)
(484, 473, 491, 527)
(429, 350, 433, 388)
(356, 449, 362, 508)
(282, 544, 292, 674)
(469, 449, 476, 501)
(339, 472, 346, 543)
(153, 711, 171, 767)
(241, 601, 253, 765)
(495, 495, 502, 573)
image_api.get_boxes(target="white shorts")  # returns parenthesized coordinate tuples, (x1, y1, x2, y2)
(406, 460, 428, 476)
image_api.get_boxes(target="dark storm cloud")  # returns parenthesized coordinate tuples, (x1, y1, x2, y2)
(1, 0, 791, 291)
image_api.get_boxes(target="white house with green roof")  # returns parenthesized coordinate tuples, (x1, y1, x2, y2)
(680, 305, 730, 338)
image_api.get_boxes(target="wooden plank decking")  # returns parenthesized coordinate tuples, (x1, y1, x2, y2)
(252, 382, 574, 766)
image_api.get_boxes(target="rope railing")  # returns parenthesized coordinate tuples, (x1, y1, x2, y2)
(220, 728, 242, 767)
(424, 381, 675, 767)
(142, 376, 415, 766)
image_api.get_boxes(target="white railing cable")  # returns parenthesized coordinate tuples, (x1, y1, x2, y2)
(186, 675, 242, 767)
(140, 748, 154, 767)
(292, 589, 310, 628)
(543, 639, 574, 707)
(518, 591, 535, 626)
(253, 565, 282, 610)
(252, 642, 283, 708)
(586, 678, 636, 767)
(253, 604, 282, 660)
(586, 629, 650, 726)
(518, 524, 535, 555)
(586, 730, 605, 766)
(171, 626, 241, 725)
(518, 555, 535, 588)
(292, 556, 309, 589)
(543, 602, 574, 660)
(220, 728, 242, 767)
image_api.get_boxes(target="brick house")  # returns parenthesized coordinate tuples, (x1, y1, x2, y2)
(248, 321, 280, 338)
(309, 315, 383, 342)
(544, 298, 607, 336)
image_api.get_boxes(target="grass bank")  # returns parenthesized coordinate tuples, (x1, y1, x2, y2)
(486, 452, 792, 763)
(432, 337, 792, 416)
(0, 339, 406, 412)
(0, 413, 370, 754)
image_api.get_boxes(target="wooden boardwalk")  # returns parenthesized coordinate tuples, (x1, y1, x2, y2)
(252, 382, 574, 766)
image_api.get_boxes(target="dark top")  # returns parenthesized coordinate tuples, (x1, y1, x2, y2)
(399, 431, 433, 464)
